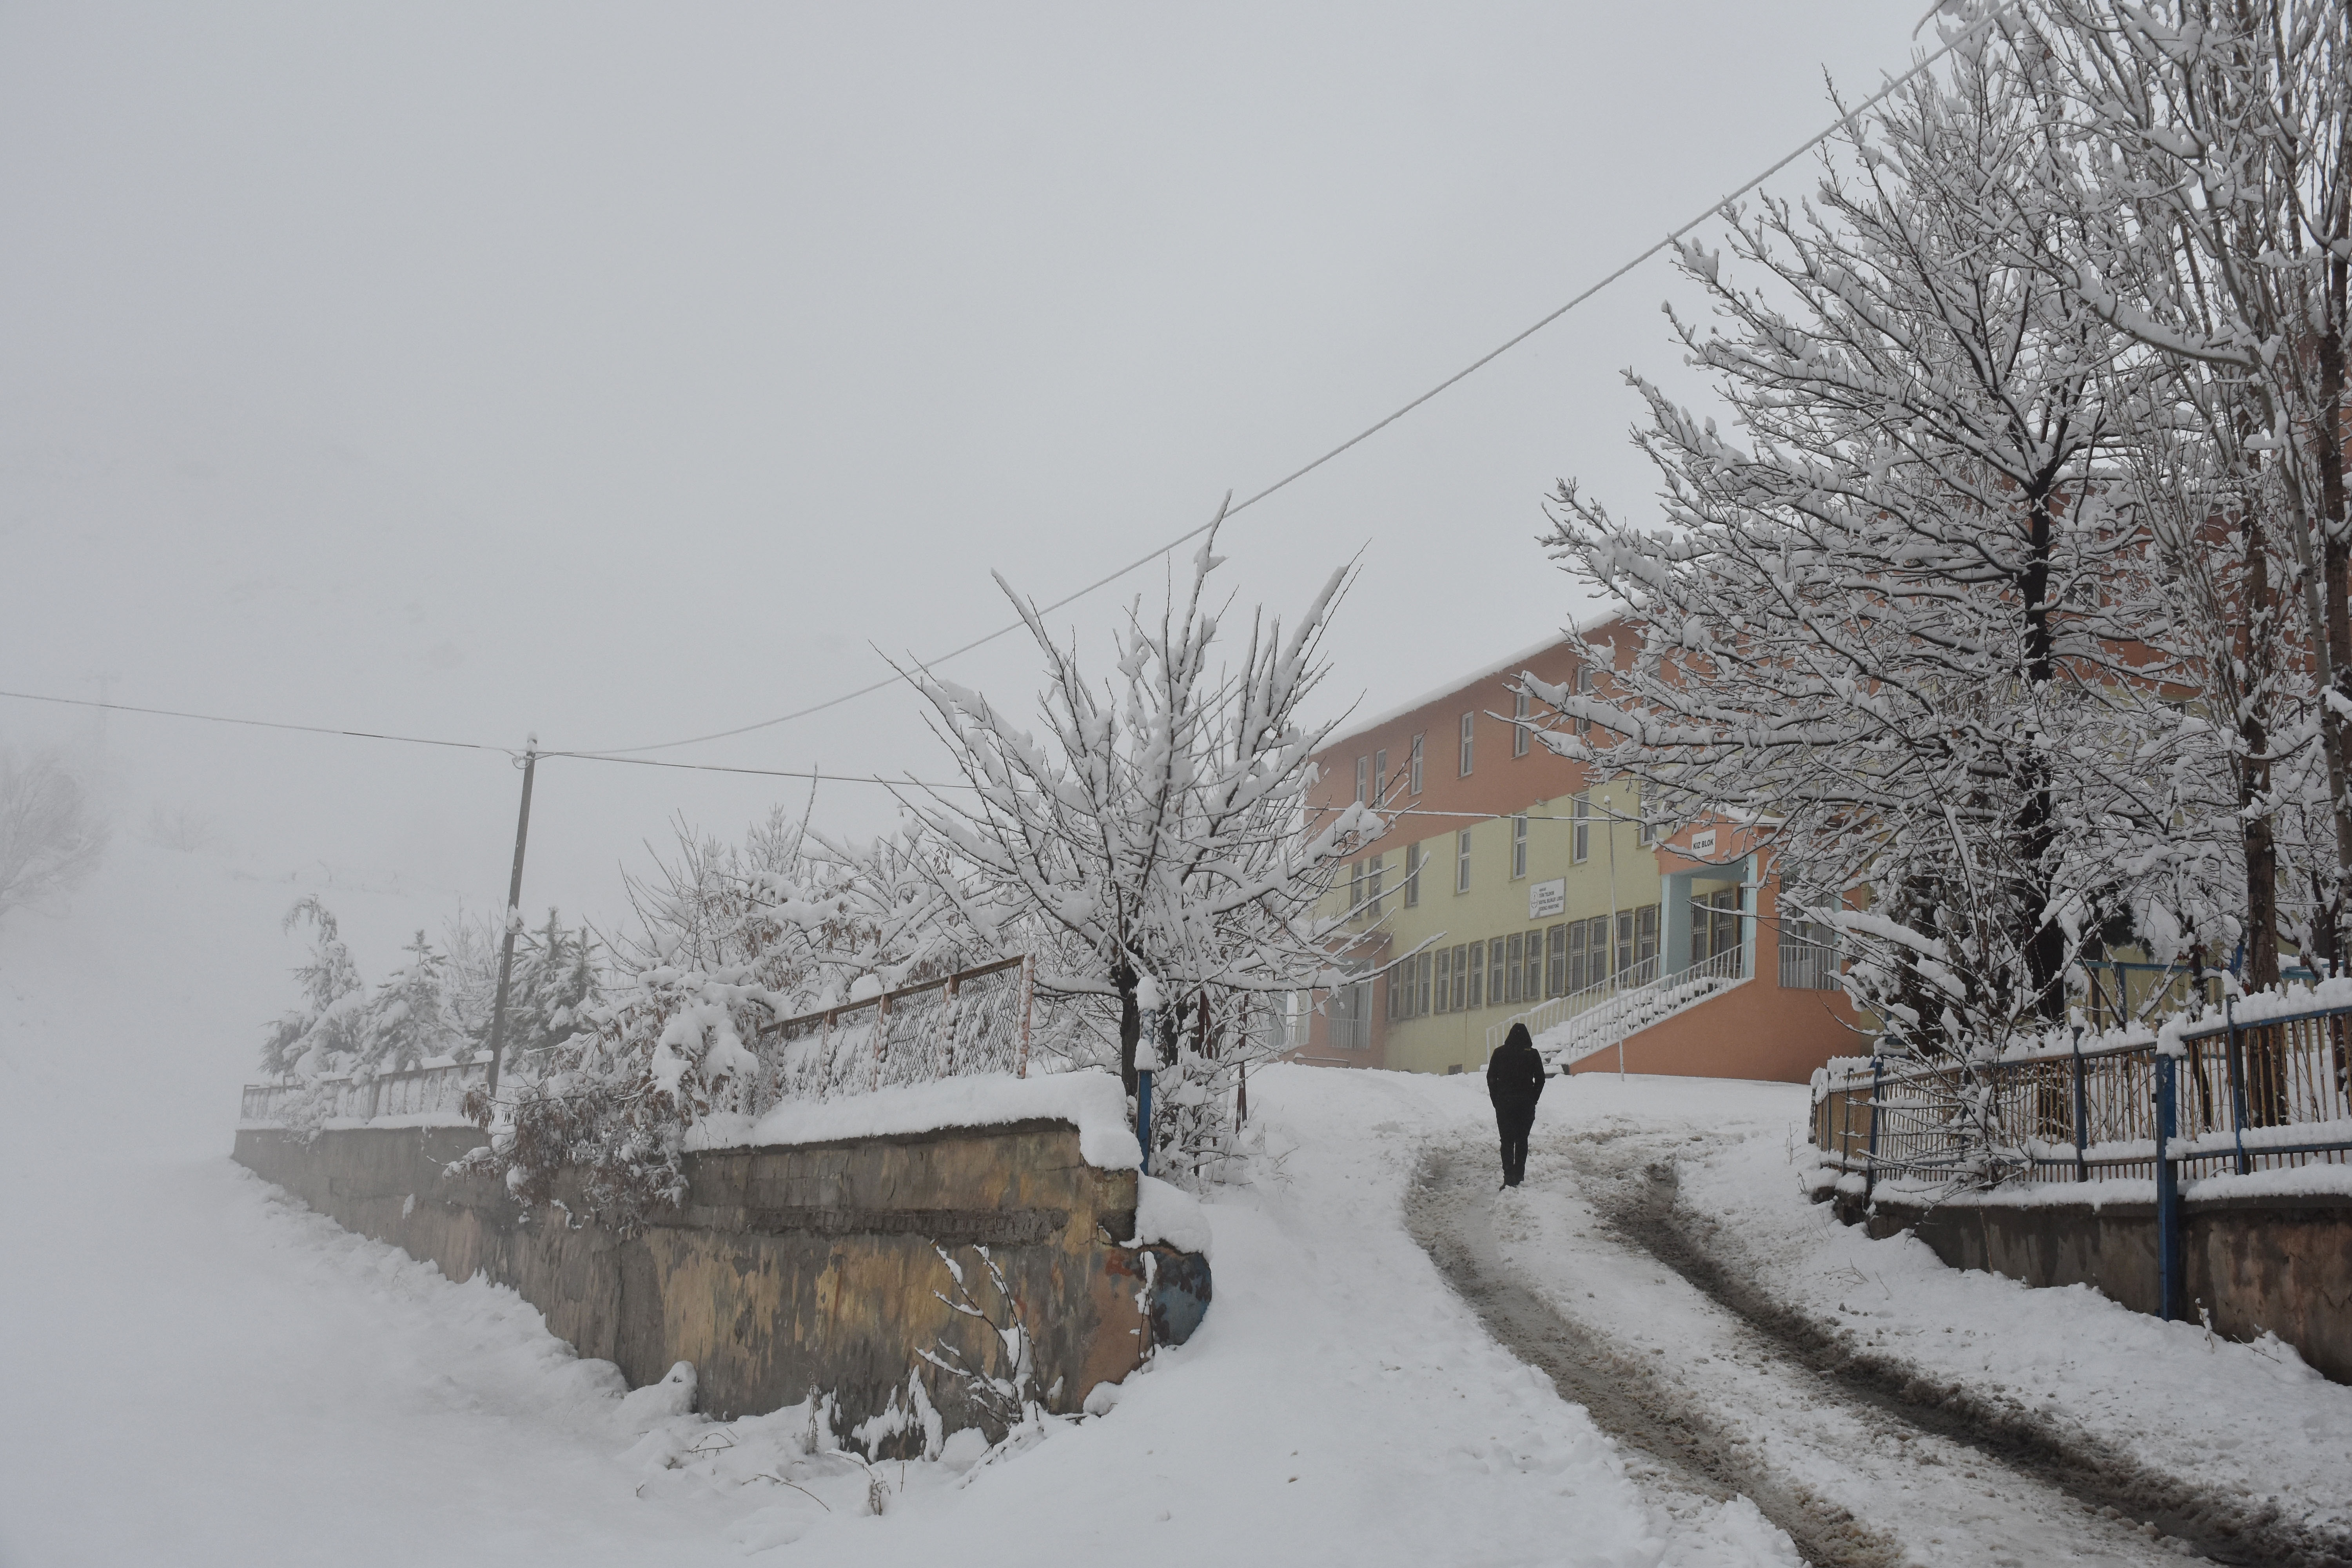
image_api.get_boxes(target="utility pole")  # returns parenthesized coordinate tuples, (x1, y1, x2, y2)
(481, 737, 539, 1101)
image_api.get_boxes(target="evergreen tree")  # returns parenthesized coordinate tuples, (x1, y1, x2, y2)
(260, 897, 366, 1078)
(362, 929, 453, 1074)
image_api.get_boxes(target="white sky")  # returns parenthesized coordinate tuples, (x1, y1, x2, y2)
(1, 1, 1930, 966)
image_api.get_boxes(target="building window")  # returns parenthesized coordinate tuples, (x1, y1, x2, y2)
(1487, 938, 1506, 1007)
(1409, 734, 1424, 795)
(1513, 686, 1531, 757)
(1568, 918, 1591, 994)
(1417, 949, 1434, 1014)
(1506, 933, 1524, 1004)
(1617, 903, 1662, 980)
(1572, 795, 1590, 864)
(1404, 842, 1421, 908)
(1692, 887, 1744, 975)
(1330, 980, 1371, 1050)
(1355, 755, 1369, 804)
(1434, 946, 1452, 1013)
(1459, 711, 1475, 776)
(1511, 815, 1528, 879)
(1575, 663, 1595, 737)
(1779, 915, 1840, 990)
(1456, 829, 1473, 894)
(1637, 789, 1655, 847)
(1463, 943, 1482, 1010)
(1374, 748, 1388, 802)
(1368, 854, 1385, 918)
(1350, 860, 1364, 916)
(1546, 923, 1567, 997)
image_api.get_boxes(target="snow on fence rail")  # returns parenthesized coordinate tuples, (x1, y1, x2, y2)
(1814, 997, 2352, 1190)
(240, 1059, 487, 1126)
(240, 956, 1041, 1128)
(757, 954, 1037, 1101)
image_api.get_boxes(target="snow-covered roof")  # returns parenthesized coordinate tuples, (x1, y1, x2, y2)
(1317, 608, 1628, 757)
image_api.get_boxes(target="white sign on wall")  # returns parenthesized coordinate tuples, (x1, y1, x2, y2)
(1529, 878, 1566, 920)
(1690, 829, 1718, 858)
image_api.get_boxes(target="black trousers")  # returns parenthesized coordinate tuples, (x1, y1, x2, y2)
(1495, 1107, 1534, 1186)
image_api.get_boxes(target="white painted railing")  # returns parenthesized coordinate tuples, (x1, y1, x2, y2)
(1488, 947, 1751, 1071)
(1484, 955, 1660, 1059)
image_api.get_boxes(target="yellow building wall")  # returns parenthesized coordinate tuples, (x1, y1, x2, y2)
(1325, 782, 1668, 1075)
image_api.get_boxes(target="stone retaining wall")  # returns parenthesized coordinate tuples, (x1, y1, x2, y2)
(1837, 1188, 2352, 1383)
(232, 1117, 1208, 1442)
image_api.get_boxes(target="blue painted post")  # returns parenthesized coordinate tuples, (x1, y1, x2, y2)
(2071, 1025, 2088, 1184)
(1864, 1058, 1884, 1198)
(2154, 1053, 2181, 1321)
(2223, 998, 2251, 1176)
(1135, 1068, 1154, 1177)
(1136, 998, 1159, 1177)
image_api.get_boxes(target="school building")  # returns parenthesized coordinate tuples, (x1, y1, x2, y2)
(1292, 619, 1858, 1082)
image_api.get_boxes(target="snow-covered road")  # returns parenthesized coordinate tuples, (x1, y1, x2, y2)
(1413, 1123, 2188, 1566)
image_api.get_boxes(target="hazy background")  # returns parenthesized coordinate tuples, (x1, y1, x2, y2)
(0, 1, 1928, 984)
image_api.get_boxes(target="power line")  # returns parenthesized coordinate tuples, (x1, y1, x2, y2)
(573, 12, 2002, 760)
(0, 687, 510, 755)
(0, 686, 978, 788)
(545, 749, 978, 790)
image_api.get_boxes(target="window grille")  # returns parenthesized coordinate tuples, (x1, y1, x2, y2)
(1778, 915, 1840, 990)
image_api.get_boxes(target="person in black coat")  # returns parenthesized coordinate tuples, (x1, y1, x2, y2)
(1486, 1021, 1546, 1188)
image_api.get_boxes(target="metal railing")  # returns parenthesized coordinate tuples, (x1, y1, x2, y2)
(1485, 954, 1660, 1059)
(1815, 1000, 2352, 1190)
(242, 955, 1040, 1127)
(1490, 946, 1752, 1069)
(759, 954, 1037, 1100)
(240, 1059, 488, 1125)
(1813, 992, 2352, 1322)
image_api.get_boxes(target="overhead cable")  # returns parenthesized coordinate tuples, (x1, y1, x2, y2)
(571, 10, 2004, 760)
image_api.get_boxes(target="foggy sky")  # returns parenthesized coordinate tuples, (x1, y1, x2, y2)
(1, 2, 1927, 967)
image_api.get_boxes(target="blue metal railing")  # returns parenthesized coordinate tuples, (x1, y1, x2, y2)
(1814, 993, 2352, 1320)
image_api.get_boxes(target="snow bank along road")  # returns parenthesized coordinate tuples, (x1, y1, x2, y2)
(1409, 1073, 2352, 1568)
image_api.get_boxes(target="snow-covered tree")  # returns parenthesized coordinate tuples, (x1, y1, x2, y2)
(358, 929, 454, 1075)
(0, 748, 105, 926)
(260, 897, 367, 1078)
(900, 512, 1381, 1174)
(2006, 0, 2352, 979)
(1533, 42, 2185, 1052)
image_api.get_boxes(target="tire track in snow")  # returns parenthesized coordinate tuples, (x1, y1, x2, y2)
(1408, 1129, 2200, 1568)
(1572, 1129, 2351, 1568)
(1406, 1141, 1906, 1568)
